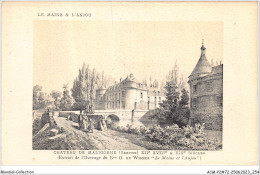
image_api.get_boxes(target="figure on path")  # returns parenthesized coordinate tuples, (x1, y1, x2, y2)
(78, 110, 83, 130)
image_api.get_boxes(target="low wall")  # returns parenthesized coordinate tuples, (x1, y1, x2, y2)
(55, 110, 149, 127)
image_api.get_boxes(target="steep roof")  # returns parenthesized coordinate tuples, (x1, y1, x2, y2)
(190, 44, 212, 76)
(122, 74, 141, 84)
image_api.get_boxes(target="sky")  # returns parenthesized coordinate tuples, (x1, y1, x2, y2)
(33, 21, 223, 93)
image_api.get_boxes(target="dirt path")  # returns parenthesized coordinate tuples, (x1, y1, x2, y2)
(53, 115, 147, 150)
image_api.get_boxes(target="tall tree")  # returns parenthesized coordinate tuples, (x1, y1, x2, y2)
(174, 88, 190, 127)
(152, 81, 190, 127)
(160, 81, 180, 114)
(71, 63, 113, 112)
(89, 69, 97, 113)
(165, 60, 188, 92)
(60, 84, 73, 111)
(50, 90, 62, 110)
(178, 74, 187, 92)
(179, 88, 189, 107)
(72, 64, 89, 111)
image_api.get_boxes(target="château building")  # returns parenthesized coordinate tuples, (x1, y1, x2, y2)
(188, 42, 223, 131)
(95, 74, 165, 110)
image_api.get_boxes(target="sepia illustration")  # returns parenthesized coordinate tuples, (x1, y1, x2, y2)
(32, 21, 223, 151)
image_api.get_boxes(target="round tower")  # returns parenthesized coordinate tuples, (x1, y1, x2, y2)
(188, 40, 212, 126)
(189, 40, 212, 79)
(95, 87, 107, 110)
(96, 87, 107, 96)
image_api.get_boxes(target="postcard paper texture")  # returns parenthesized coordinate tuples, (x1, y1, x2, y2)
(1, 2, 258, 165)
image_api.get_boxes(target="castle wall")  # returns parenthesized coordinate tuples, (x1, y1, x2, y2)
(189, 66, 223, 131)
(95, 75, 165, 111)
(125, 88, 137, 110)
(95, 94, 106, 110)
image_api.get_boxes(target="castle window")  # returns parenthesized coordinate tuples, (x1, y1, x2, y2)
(207, 81, 213, 91)
(148, 96, 150, 102)
(155, 97, 157, 101)
(159, 97, 161, 102)
(193, 85, 197, 93)
(122, 91, 125, 97)
(140, 92, 143, 99)
(217, 95, 223, 107)
(191, 98, 197, 108)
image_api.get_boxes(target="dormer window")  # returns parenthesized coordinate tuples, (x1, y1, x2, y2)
(140, 92, 143, 99)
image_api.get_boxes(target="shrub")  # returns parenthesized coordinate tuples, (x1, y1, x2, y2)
(145, 124, 221, 150)
(109, 122, 221, 150)
(140, 126, 150, 136)
(33, 118, 42, 135)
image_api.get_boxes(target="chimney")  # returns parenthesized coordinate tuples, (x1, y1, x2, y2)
(120, 77, 122, 82)
(220, 61, 222, 65)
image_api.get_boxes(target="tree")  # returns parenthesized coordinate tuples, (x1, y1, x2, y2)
(179, 88, 189, 107)
(71, 63, 113, 112)
(89, 69, 97, 113)
(175, 89, 190, 127)
(33, 85, 54, 110)
(165, 60, 188, 92)
(50, 90, 62, 110)
(60, 84, 73, 111)
(71, 63, 91, 111)
(167, 60, 179, 85)
(150, 81, 190, 128)
(156, 81, 180, 123)
(160, 81, 180, 114)
(33, 85, 42, 110)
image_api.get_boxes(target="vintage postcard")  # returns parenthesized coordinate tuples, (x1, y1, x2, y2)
(1, 2, 258, 165)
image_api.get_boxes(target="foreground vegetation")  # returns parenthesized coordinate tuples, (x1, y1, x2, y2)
(110, 123, 222, 150)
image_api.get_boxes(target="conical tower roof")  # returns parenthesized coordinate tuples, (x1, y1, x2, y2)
(190, 41, 212, 76)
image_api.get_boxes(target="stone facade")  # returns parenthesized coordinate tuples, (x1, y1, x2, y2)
(95, 74, 165, 110)
(188, 42, 223, 131)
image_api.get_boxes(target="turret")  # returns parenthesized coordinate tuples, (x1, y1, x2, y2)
(96, 87, 107, 95)
(189, 40, 212, 79)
